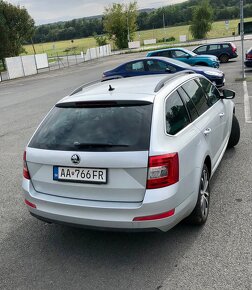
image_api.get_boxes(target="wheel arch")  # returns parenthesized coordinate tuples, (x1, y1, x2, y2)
(204, 155, 212, 178)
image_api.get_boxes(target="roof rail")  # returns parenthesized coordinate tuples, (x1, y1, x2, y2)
(70, 79, 102, 96)
(101, 75, 123, 82)
(154, 70, 195, 93)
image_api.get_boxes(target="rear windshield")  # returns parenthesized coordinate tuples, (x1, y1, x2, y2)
(29, 101, 153, 152)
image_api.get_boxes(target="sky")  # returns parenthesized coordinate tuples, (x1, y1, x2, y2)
(5, 0, 188, 25)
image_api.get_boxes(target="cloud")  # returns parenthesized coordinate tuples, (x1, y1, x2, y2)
(6, 0, 187, 24)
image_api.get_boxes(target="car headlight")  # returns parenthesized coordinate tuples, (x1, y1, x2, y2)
(205, 71, 223, 77)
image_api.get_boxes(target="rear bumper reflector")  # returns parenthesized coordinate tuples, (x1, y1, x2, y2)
(25, 199, 37, 209)
(133, 209, 175, 221)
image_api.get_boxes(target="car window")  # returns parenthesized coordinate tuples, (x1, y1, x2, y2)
(146, 60, 176, 73)
(125, 61, 145, 72)
(208, 44, 221, 51)
(195, 46, 207, 53)
(182, 80, 209, 115)
(146, 60, 165, 72)
(198, 77, 220, 106)
(172, 50, 188, 58)
(29, 101, 153, 152)
(159, 51, 171, 57)
(166, 90, 190, 135)
(222, 44, 230, 49)
(177, 87, 199, 121)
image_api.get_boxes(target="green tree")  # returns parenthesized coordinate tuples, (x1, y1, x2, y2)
(0, 1, 35, 67)
(189, 0, 213, 39)
(103, 1, 138, 49)
(93, 33, 108, 46)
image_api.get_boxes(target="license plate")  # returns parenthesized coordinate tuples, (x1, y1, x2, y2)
(53, 166, 107, 184)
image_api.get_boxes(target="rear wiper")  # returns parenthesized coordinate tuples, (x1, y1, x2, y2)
(73, 142, 129, 148)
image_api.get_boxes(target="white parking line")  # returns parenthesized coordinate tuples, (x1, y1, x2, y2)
(243, 80, 252, 123)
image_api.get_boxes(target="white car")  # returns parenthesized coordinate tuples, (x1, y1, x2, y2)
(22, 72, 240, 232)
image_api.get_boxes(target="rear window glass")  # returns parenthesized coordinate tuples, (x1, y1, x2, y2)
(29, 101, 153, 152)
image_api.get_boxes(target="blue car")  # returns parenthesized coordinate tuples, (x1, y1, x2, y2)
(102, 57, 225, 87)
(146, 48, 220, 68)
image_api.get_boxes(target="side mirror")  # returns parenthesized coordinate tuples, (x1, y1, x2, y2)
(165, 68, 171, 72)
(186, 54, 191, 59)
(221, 89, 235, 99)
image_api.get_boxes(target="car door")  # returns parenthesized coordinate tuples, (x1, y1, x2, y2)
(145, 59, 176, 75)
(206, 44, 221, 58)
(181, 79, 225, 167)
(198, 77, 229, 150)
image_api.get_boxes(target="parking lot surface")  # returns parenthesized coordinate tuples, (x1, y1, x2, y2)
(0, 41, 251, 290)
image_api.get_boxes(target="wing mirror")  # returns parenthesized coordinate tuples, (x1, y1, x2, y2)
(220, 89, 235, 99)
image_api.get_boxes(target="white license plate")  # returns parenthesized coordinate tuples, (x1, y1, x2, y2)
(53, 166, 107, 184)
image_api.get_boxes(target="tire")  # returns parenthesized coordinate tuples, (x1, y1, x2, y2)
(227, 114, 240, 148)
(219, 54, 229, 63)
(187, 164, 210, 225)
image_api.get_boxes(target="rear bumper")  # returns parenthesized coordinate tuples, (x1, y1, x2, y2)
(245, 60, 252, 67)
(22, 178, 197, 232)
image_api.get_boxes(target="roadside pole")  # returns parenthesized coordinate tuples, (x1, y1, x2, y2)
(240, 0, 245, 79)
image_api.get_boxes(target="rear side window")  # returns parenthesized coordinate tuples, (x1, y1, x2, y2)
(182, 80, 209, 115)
(165, 91, 190, 135)
(125, 61, 145, 72)
(208, 44, 220, 51)
(222, 44, 230, 49)
(29, 101, 153, 152)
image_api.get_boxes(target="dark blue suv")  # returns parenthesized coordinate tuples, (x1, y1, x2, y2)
(193, 42, 238, 63)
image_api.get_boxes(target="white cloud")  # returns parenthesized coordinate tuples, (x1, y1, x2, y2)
(5, 0, 187, 24)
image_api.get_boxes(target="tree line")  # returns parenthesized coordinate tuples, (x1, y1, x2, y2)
(32, 0, 252, 44)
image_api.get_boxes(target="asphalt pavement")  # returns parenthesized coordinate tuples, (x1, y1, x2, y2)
(0, 40, 251, 290)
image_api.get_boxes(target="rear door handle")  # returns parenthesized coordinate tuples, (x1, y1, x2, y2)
(219, 112, 225, 118)
(203, 128, 212, 136)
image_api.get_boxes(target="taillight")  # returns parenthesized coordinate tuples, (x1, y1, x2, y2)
(231, 43, 237, 53)
(246, 53, 252, 60)
(147, 153, 179, 189)
(23, 151, 30, 180)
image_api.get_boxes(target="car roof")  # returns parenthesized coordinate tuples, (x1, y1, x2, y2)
(148, 47, 189, 53)
(194, 42, 232, 48)
(58, 73, 197, 104)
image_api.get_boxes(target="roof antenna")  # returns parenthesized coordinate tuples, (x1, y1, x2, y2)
(108, 85, 115, 91)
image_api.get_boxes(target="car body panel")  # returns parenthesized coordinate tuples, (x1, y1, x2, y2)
(193, 42, 238, 61)
(146, 48, 220, 68)
(103, 57, 224, 87)
(23, 74, 235, 232)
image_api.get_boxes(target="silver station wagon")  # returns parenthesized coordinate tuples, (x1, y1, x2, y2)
(22, 72, 240, 232)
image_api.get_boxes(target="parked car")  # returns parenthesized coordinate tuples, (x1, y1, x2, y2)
(22, 72, 240, 232)
(103, 57, 225, 87)
(146, 48, 220, 68)
(193, 42, 238, 63)
(245, 47, 252, 67)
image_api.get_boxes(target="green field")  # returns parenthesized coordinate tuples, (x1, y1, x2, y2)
(19, 17, 252, 56)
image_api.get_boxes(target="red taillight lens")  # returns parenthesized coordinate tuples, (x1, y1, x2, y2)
(231, 43, 237, 53)
(147, 153, 179, 189)
(25, 199, 36, 208)
(23, 151, 30, 180)
(133, 209, 175, 221)
(246, 53, 252, 60)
